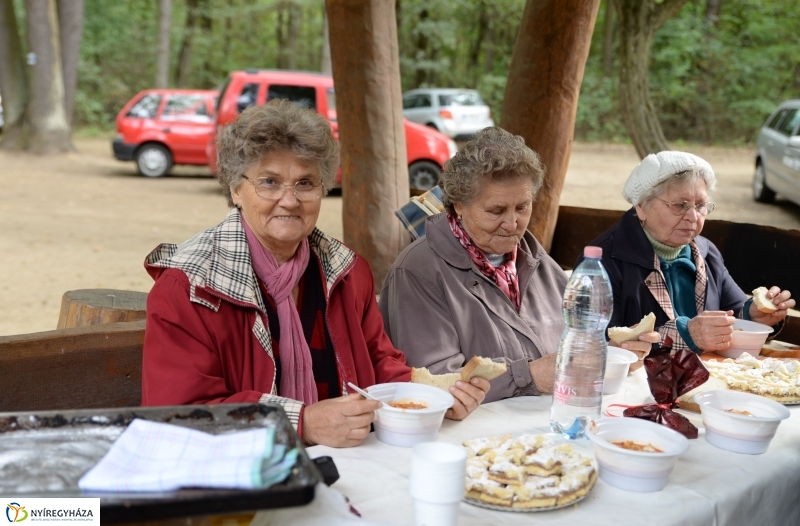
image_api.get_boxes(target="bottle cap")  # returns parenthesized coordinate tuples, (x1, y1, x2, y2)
(584, 246, 602, 258)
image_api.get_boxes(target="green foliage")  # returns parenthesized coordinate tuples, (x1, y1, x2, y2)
(67, 0, 800, 144)
(577, 0, 800, 144)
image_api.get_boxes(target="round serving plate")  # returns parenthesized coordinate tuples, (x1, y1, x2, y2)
(464, 492, 588, 512)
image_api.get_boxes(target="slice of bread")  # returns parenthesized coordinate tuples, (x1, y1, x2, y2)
(460, 356, 508, 382)
(675, 376, 728, 413)
(411, 367, 462, 391)
(607, 312, 657, 346)
(752, 287, 778, 313)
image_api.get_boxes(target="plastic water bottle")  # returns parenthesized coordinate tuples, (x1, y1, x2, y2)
(549, 246, 613, 439)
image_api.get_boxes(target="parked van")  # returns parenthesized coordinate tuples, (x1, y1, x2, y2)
(113, 89, 217, 177)
(209, 70, 457, 190)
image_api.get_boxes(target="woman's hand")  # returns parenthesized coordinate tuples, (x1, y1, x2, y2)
(301, 393, 381, 448)
(749, 286, 794, 327)
(620, 331, 661, 372)
(688, 310, 736, 352)
(446, 378, 490, 420)
(529, 353, 557, 394)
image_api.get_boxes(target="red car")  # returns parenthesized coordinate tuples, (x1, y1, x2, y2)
(208, 70, 456, 190)
(113, 89, 218, 177)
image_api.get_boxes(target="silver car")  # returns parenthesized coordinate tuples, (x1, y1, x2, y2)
(754, 100, 800, 204)
(402, 88, 494, 140)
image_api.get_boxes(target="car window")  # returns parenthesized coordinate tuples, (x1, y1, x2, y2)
(403, 95, 417, 109)
(766, 110, 786, 130)
(161, 94, 211, 122)
(237, 83, 259, 113)
(776, 109, 800, 136)
(267, 85, 316, 110)
(417, 94, 432, 108)
(439, 92, 484, 107)
(126, 94, 162, 119)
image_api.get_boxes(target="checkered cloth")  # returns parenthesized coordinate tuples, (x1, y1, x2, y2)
(78, 419, 297, 492)
(394, 187, 445, 240)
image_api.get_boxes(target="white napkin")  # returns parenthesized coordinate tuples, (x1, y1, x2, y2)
(78, 419, 297, 492)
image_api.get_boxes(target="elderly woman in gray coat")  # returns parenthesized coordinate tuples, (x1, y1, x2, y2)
(379, 127, 567, 402)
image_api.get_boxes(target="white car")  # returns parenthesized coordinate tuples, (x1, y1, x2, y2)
(402, 88, 494, 140)
(754, 100, 800, 205)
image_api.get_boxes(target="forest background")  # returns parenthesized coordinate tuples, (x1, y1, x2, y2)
(5, 0, 800, 146)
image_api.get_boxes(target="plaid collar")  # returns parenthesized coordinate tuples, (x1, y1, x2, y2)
(145, 208, 356, 311)
(645, 241, 708, 320)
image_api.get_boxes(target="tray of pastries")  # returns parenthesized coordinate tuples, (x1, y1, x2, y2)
(462, 433, 597, 511)
(701, 352, 800, 405)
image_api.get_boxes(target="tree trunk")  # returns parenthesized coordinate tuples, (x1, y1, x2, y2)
(705, 0, 722, 29)
(176, 0, 198, 88)
(413, 8, 428, 87)
(0, 0, 29, 150)
(326, 0, 410, 291)
(198, 0, 212, 88)
(25, 0, 71, 154)
(614, 0, 689, 159)
(56, 0, 82, 128)
(286, 1, 299, 70)
(156, 0, 171, 88)
(321, 6, 331, 74)
(602, 0, 615, 77)
(276, 2, 286, 69)
(501, 0, 600, 252)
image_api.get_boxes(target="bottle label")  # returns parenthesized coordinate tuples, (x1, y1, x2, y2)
(553, 380, 577, 403)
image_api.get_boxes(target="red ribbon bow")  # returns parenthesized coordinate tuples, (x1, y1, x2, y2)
(622, 337, 709, 439)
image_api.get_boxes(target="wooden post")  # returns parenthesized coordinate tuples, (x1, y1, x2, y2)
(57, 289, 148, 329)
(501, 0, 601, 251)
(325, 0, 409, 290)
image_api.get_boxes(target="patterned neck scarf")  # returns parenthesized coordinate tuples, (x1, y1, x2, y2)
(447, 211, 521, 311)
(241, 216, 318, 406)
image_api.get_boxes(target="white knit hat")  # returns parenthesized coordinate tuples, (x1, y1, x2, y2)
(622, 151, 716, 205)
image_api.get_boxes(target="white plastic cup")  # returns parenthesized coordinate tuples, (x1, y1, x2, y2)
(409, 442, 466, 526)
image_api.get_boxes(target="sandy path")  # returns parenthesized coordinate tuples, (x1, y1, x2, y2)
(1, 138, 798, 336)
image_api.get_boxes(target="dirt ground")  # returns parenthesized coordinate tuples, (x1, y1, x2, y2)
(2, 137, 800, 336)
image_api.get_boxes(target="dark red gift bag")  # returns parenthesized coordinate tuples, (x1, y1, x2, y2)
(622, 338, 709, 439)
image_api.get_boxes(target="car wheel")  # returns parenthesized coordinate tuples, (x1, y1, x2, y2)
(753, 162, 776, 203)
(135, 144, 173, 177)
(408, 161, 441, 191)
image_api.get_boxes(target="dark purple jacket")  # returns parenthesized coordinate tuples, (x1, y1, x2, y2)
(577, 208, 748, 334)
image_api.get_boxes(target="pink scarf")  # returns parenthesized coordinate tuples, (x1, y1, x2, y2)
(241, 216, 318, 405)
(447, 211, 521, 311)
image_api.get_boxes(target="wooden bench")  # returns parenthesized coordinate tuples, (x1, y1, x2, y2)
(0, 320, 145, 412)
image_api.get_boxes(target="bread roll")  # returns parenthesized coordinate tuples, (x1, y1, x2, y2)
(607, 312, 657, 346)
(411, 357, 508, 391)
(411, 367, 462, 391)
(460, 356, 508, 382)
(752, 287, 778, 313)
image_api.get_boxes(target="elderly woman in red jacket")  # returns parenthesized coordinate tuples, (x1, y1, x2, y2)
(142, 100, 488, 448)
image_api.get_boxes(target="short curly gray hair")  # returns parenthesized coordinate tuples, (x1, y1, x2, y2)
(439, 127, 544, 212)
(216, 99, 339, 207)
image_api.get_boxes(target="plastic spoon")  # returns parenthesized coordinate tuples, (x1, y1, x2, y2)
(347, 382, 390, 408)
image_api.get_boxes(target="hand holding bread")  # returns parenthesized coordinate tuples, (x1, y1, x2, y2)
(749, 286, 794, 328)
(607, 313, 660, 373)
(411, 357, 502, 420)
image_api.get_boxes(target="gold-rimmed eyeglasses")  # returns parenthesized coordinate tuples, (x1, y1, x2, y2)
(655, 197, 716, 217)
(242, 175, 323, 202)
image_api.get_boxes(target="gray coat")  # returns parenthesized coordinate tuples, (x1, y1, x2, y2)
(379, 213, 567, 402)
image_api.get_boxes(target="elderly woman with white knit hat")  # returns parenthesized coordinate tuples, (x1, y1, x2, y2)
(578, 151, 794, 356)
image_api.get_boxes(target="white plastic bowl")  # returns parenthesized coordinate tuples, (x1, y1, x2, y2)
(366, 382, 454, 447)
(604, 346, 639, 394)
(586, 417, 689, 493)
(714, 319, 773, 359)
(695, 390, 789, 454)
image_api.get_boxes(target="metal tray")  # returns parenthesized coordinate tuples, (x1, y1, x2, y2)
(0, 404, 319, 522)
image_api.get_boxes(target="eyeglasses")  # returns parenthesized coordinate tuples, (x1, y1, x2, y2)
(655, 197, 716, 216)
(242, 176, 323, 202)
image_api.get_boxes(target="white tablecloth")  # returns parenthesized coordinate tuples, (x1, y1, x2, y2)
(308, 368, 800, 526)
